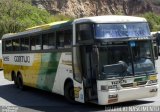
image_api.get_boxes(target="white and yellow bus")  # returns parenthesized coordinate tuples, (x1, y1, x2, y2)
(2, 15, 158, 105)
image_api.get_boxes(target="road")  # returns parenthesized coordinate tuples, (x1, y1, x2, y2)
(0, 59, 160, 112)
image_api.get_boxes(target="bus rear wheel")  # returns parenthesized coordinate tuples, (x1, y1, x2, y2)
(64, 82, 75, 103)
(17, 75, 24, 90)
(12, 73, 18, 87)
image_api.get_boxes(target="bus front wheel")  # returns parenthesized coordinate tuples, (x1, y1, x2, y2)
(64, 82, 75, 103)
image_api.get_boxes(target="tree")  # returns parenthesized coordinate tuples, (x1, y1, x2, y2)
(0, 0, 54, 38)
(141, 12, 160, 31)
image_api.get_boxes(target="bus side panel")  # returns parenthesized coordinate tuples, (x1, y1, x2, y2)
(3, 63, 19, 81)
(3, 53, 41, 88)
(3, 54, 25, 81)
(22, 53, 41, 87)
(3, 52, 73, 95)
(0, 59, 3, 69)
(37, 52, 61, 92)
(52, 52, 73, 95)
(0, 40, 3, 69)
(36, 52, 73, 95)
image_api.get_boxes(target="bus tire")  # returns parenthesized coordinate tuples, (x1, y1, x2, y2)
(17, 74, 24, 90)
(64, 82, 75, 103)
(12, 72, 18, 87)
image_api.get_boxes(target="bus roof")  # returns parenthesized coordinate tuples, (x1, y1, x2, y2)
(74, 15, 147, 24)
(2, 15, 147, 39)
(151, 31, 160, 35)
(2, 20, 72, 39)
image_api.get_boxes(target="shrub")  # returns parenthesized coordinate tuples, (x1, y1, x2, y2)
(141, 12, 160, 31)
(0, 0, 72, 38)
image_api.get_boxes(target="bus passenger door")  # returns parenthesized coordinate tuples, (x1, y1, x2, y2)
(80, 45, 98, 101)
(72, 46, 85, 103)
(73, 45, 98, 103)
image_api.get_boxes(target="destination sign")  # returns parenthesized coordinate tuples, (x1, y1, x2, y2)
(95, 23, 150, 39)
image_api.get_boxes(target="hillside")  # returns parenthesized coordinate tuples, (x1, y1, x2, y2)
(32, 0, 160, 18)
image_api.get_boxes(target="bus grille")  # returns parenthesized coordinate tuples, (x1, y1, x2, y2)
(121, 81, 147, 88)
(121, 83, 133, 88)
(137, 81, 147, 86)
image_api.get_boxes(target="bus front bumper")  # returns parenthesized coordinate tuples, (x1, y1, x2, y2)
(97, 85, 158, 105)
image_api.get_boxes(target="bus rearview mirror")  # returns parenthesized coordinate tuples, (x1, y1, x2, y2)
(153, 43, 158, 60)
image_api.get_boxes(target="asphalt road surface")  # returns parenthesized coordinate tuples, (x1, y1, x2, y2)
(0, 59, 160, 112)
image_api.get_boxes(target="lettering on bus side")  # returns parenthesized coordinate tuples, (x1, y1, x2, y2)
(14, 56, 30, 63)
(3, 56, 9, 61)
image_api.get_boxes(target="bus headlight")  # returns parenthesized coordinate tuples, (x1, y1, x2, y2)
(147, 80, 158, 85)
(101, 85, 108, 90)
(108, 94, 118, 99)
(146, 75, 158, 86)
(101, 85, 118, 91)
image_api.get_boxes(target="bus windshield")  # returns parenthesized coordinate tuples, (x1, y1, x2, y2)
(98, 43, 133, 79)
(95, 23, 150, 39)
(131, 40, 155, 75)
(98, 40, 155, 79)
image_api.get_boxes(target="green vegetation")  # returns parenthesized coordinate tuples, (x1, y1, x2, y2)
(0, 0, 72, 38)
(141, 12, 160, 31)
(0, 0, 160, 38)
(151, 0, 160, 6)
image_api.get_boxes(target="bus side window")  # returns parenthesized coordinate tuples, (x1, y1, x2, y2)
(2, 40, 5, 52)
(36, 35, 41, 50)
(12, 39, 20, 51)
(56, 31, 64, 49)
(5, 40, 12, 52)
(76, 24, 93, 42)
(64, 29, 72, 48)
(42, 34, 48, 50)
(48, 33, 56, 49)
(21, 37, 29, 51)
(42, 33, 55, 50)
(30, 35, 41, 50)
(30, 36, 36, 50)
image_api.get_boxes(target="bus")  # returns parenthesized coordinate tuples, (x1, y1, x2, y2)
(151, 31, 160, 55)
(2, 15, 158, 105)
(0, 40, 3, 69)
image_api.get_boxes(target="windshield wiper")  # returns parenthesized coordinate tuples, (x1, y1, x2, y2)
(140, 56, 151, 59)
(101, 72, 119, 79)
